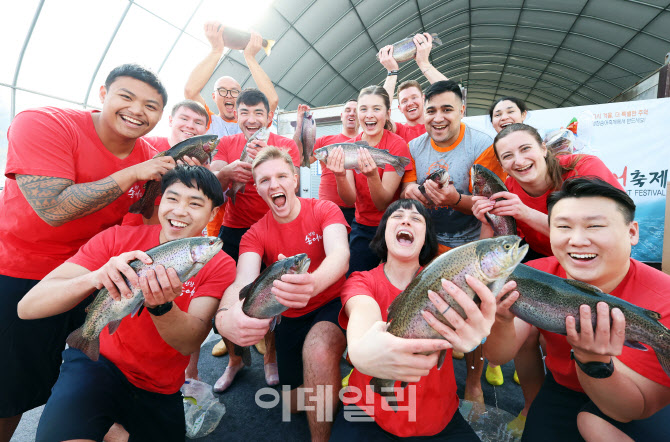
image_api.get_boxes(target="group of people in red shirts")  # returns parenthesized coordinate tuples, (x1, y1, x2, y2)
(1, 20, 669, 442)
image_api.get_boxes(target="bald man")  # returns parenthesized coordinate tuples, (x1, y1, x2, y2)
(184, 21, 279, 137)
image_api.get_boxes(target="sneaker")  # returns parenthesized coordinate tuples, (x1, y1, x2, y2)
(485, 364, 504, 386)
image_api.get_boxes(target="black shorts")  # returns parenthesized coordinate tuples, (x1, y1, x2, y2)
(340, 206, 356, 230)
(348, 221, 381, 276)
(218, 225, 249, 263)
(522, 371, 589, 441)
(274, 298, 345, 389)
(579, 400, 670, 441)
(36, 348, 185, 442)
(0, 274, 87, 417)
(330, 403, 479, 441)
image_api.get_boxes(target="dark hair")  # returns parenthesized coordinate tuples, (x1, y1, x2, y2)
(547, 177, 635, 224)
(105, 64, 167, 107)
(237, 88, 270, 113)
(358, 85, 393, 131)
(171, 99, 209, 126)
(493, 123, 579, 191)
(488, 96, 528, 121)
(370, 199, 438, 266)
(424, 80, 463, 104)
(161, 165, 225, 208)
(398, 80, 422, 97)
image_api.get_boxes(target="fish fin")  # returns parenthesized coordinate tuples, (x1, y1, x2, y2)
(263, 40, 275, 56)
(370, 377, 399, 412)
(642, 309, 662, 321)
(107, 319, 123, 335)
(239, 281, 254, 301)
(66, 327, 100, 361)
(131, 302, 143, 318)
(235, 345, 253, 367)
(652, 337, 670, 378)
(353, 167, 361, 174)
(564, 279, 604, 294)
(400, 381, 408, 389)
(623, 340, 648, 351)
(437, 349, 447, 370)
(269, 315, 281, 332)
(393, 156, 411, 176)
(354, 141, 370, 146)
(432, 34, 443, 46)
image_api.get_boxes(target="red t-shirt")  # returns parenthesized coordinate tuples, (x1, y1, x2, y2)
(526, 257, 670, 392)
(505, 154, 623, 256)
(239, 198, 349, 317)
(213, 132, 300, 228)
(122, 136, 171, 227)
(0, 107, 157, 280)
(67, 224, 236, 394)
(313, 133, 354, 208)
(338, 265, 459, 437)
(395, 122, 427, 143)
(352, 130, 412, 227)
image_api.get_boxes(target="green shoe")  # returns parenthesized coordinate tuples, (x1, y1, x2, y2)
(485, 364, 504, 386)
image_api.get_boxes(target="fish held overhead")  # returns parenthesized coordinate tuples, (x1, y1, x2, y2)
(299, 111, 316, 168)
(66, 237, 223, 361)
(313, 141, 410, 177)
(129, 135, 219, 219)
(376, 33, 443, 63)
(235, 253, 311, 366)
(370, 236, 528, 410)
(222, 26, 275, 56)
(471, 164, 517, 236)
(506, 264, 670, 377)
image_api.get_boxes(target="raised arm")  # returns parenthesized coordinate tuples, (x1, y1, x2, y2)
(16, 157, 175, 227)
(244, 31, 279, 114)
(413, 33, 448, 84)
(184, 21, 226, 106)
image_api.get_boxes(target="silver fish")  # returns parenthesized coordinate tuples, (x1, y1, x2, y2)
(299, 111, 316, 168)
(229, 127, 271, 204)
(313, 141, 410, 176)
(377, 33, 443, 63)
(471, 164, 516, 236)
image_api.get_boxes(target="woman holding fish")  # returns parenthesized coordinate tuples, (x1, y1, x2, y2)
(331, 199, 518, 440)
(326, 86, 412, 274)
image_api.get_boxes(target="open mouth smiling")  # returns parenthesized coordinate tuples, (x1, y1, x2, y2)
(271, 191, 286, 208)
(396, 230, 414, 245)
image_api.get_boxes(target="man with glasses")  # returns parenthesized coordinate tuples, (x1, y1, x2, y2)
(184, 20, 279, 138)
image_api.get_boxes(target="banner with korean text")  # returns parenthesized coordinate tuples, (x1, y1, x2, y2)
(464, 97, 670, 262)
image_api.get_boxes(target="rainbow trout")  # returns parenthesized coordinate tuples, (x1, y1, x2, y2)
(229, 127, 270, 204)
(417, 168, 451, 205)
(313, 141, 410, 176)
(506, 264, 670, 377)
(298, 111, 316, 167)
(66, 237, 223, 361)
(471, 164, 516, 236)
(222, 26, 275, 56)
(235, 253, 311, 366)
(376, 33, 443, 63)
(129, 135, 219, 218)
(371, 236, 528, 409)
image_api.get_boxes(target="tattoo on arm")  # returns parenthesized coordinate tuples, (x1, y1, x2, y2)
(16, 174, 124, 227)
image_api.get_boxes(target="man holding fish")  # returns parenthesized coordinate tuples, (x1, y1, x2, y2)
(17, 165, 236, 441)
(378, 32, 447, 143)
(214, 147, 350, 441)
(485, 177, 670, 441)
(184, 21, 278, 138)
(0, 64, 175, 442)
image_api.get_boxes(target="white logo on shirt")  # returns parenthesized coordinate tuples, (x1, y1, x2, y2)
(305, 231, 323, 245)
(127, 184, 143, 200)
(181, 280, 196, 298)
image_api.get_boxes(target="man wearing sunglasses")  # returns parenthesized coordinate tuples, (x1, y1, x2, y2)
(184, 20, 279, 138)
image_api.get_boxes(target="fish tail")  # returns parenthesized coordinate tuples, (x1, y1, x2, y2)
(653, 337, 670, 378)
(66, 327, 100, 361)
(234, 344, 253, 367)
(432, 35, 443, 46)
(370, 377, 399, 412)
(128, 197, 145, 215)
(393, 157, 411, 177)
(264, 40, 275, 56)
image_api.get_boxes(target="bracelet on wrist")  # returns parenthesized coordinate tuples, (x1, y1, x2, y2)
(387, 70, 398, 76)
(421, 66, 433, 74)
(452, 192, 462, 207)
(146, 301, 173, 316)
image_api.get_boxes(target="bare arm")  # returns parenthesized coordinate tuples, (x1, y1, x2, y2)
(358, 148, 402, 211)
(414, 33, 448, 84)
(378, 45, 399, 132)
(482, 288, 533, 365)
(244, 31, 279, 114)
(15, 157, 175, 227)
(184, 21, 225, 106)
(489, 191, 550, 237)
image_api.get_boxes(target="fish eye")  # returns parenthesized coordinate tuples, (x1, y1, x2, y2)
(504, 244, 511, 250)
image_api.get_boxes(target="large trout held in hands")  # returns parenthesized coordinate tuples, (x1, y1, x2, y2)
(66, 237, 223, 361)
(229, 127, 270, 204)
(371, 236, 528, 410)
(235, 253, 311, 366)
(129, 135, 219, 218)
(506, 264, 670, 377)
(471, 164, 516, 236)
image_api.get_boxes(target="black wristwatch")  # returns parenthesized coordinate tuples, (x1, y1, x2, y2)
(571, 350, 615, 379)
(146, 301, 173, 316)
(211, 307, 228, 335)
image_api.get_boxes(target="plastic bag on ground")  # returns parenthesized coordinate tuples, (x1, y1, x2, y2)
(181, 378, 226, 439)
